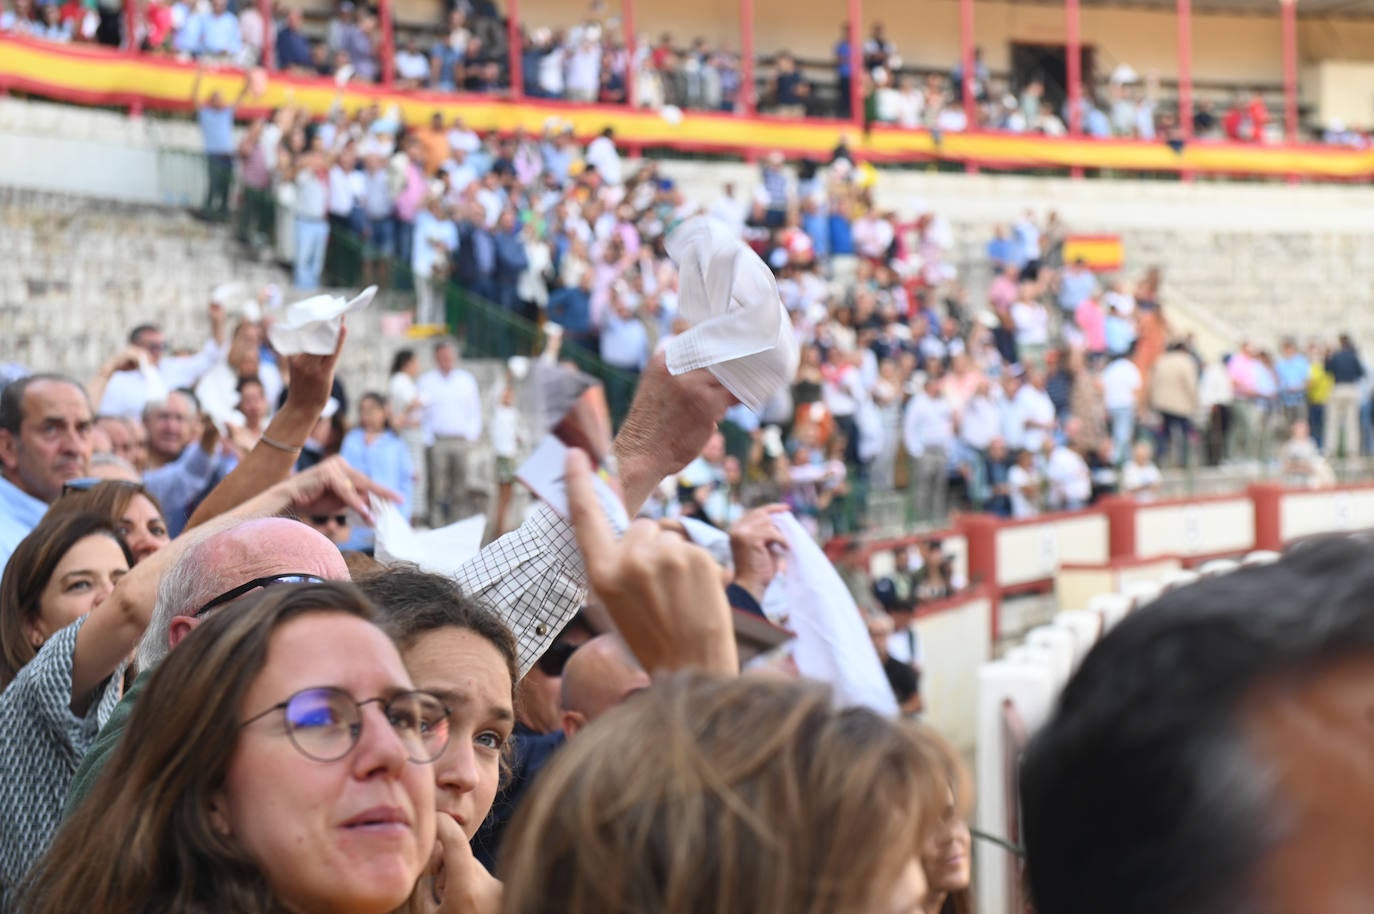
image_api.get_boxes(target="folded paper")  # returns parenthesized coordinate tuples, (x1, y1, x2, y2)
(663, 216, 800, 412)
(267, 286, 378, 356)
(764, 513, 900, 716)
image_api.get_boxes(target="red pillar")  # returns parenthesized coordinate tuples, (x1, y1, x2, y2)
(960, 514, 1001, 639)
(847, 0, 863, 132)
(260, 0, 275, 74)
(1250, 483, 1284, 552)
(126, 0, 142, 116)
(1281, 0, 1299, 143)
(506, 0, 523, 99)
(1177, 0, 1193, 180)
(1065, 0, 1082, 178)
(622, 0, 636, 108)
(739, 0, 755, 115)
(1102, 496, 1139, 559)
(379, 0, 395, 87)
(959, 0, 978, 174)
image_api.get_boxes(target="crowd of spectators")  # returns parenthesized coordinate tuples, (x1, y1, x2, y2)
(192, 76, 1372, 543)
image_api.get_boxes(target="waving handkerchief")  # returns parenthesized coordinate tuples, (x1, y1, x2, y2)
(267, 286, 378, 356)
(372, 497, 486, 576)
(764, 512, 900, 716)
(664, 217, 800, 411)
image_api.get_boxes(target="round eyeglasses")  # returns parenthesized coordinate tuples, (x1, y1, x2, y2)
(241, 687, 452, 764)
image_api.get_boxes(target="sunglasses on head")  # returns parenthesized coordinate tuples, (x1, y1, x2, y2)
(310, 514, 349, 527)
(62, 478, 144, 497)
(193, 573, 327, 618)
(535, 640, 580, 677)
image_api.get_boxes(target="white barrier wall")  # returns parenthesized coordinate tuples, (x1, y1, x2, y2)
(913, 594, 993, 751)
(995, 513, 1110, 589)
(1279, 487, 1374, 541)
(1135, 497, 1255, 559)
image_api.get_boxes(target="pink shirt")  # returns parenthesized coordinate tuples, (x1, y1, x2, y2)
(1076, 298, 1106, 353)
(393, 161, 426, 222)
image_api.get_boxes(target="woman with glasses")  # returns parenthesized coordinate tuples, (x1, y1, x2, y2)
(340, 392, 413, 553)
(0, 510, 174, 907)
(22, 582, 445, 914)
(48, 479, 171, 565)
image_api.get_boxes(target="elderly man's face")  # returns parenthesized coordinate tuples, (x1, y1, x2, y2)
(145, 393, 195, 460)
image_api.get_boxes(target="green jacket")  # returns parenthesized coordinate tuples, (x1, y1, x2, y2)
(63, 667, 152, 818)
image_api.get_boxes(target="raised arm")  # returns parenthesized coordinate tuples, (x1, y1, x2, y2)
(183, 329, 345, 530)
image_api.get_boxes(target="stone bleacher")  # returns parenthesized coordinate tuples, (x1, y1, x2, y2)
(0, 185, 510, 403)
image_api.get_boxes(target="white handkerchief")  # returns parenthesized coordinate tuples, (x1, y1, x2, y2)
(663, 216, 800, 412)
(677, 516, 733, 569)
(267, 286, 378, 356)
(764, 513, 899, 716)
(372, 497, 486, 576)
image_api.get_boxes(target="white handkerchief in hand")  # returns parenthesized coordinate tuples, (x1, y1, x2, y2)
(663, 216, 800, 412)
(372, 497, 486, 576)
(764, 513, 900, 717)
(267, 286, 378, 356)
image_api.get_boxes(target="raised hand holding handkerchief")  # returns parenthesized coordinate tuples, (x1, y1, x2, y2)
(663, 217, 800, 412)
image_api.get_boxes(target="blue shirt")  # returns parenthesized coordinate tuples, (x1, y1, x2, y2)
(802, 211, 829, 259)
(547, 286, 592, 335)
(0, 476, 47, 573)
(1275, 354, 1310, 401)
(987, 236, 1018, 268)
(1058, 268, 1096, 312)
(828, 214, 854, 256)
(1104, 315, 1136, 357)
(600, 312, 649, 370)
(340, 429, 413, 550)
(277, 26, 313, 69)
(144, 445, 219, 537)
(180, 10, 242, 56)
(835, 40, 852, 77)
(198, 105, 236, 156)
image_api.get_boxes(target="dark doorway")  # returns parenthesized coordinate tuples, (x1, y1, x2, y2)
(1009, 42, 1096, 114)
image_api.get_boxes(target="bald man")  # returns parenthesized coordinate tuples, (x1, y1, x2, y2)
(66, 515, 350, 812)
(560, 634, 651, 738)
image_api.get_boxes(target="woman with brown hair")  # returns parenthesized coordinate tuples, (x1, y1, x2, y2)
(913, 724, 975, 914)
(22, 581, 447, 914)
(500, 672, 946, 914)
(0, 513, 142, 908)
(47, 479, 170, 564)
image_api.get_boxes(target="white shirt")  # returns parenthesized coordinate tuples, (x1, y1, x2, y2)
(585, 135, 623, 186)
(490, 404, 519, 458)
(1011, 300, 1050, 346)
(708, 195, 746, 236)
(447, 128, 481, 155)
(566, 45, 601, 96)
(388, 372, 419, 430)
(959, 395, 1000, 451)
(195, 359, 283, 426)
(1121, 460, 1163, 497)
(1009, 464, 1039, 518)
(537, 47, 566, 95)
(396, 49, 429, 81)
(893, 89, 924, 128)
(902, 392, 955, 457)
(1011, 384, 1056, 453)
(418, 367, 482, 444)
(327, 164, 363, 217)
(1044, 446, 1092, 507)
(98, 340, 224, 418)
(1102, 358, 1143, 410)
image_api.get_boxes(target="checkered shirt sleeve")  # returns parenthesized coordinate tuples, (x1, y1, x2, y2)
(451, 503, 589, 676)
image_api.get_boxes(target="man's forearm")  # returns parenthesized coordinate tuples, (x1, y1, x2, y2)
(184, 401, 315, 530)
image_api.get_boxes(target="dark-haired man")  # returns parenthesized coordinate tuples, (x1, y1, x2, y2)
(1022, 537, 1374, 914)
(0, 374, 93, 567)
(94, 305, 227, 418)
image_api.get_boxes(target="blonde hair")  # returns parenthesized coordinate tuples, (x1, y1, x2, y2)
(501, 673, 946, 914)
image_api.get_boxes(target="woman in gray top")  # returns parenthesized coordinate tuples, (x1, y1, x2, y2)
(0, 511, 165, 911)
